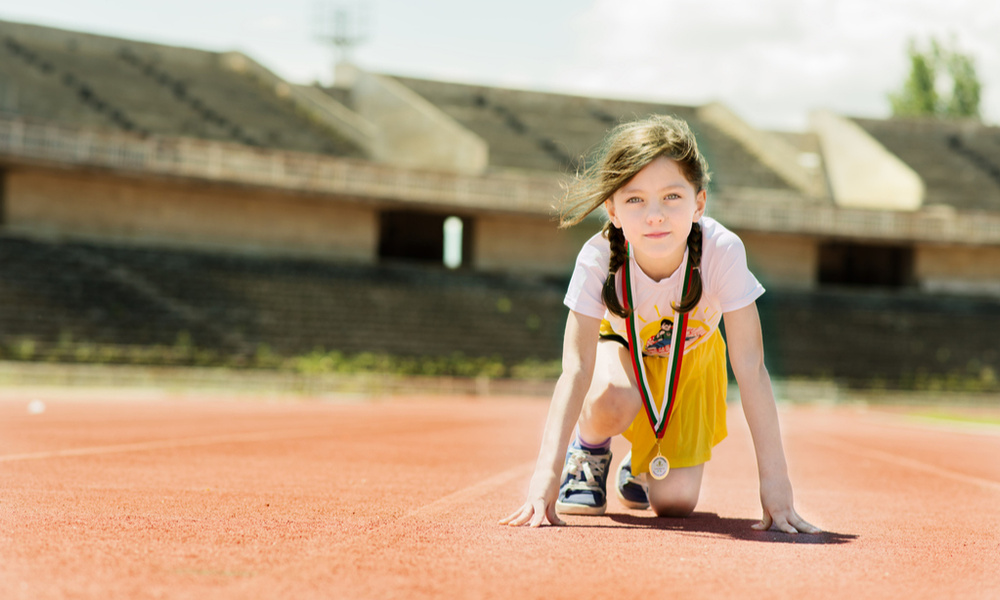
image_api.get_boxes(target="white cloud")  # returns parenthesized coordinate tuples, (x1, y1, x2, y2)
(555, 0, 1000, 129)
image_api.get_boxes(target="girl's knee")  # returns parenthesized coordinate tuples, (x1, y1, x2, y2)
(582, 383, 637, 429)
(650, 493, 699, 518)
(647, 465, 703, 518)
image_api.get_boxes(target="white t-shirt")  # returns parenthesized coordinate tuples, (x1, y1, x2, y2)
(563, 217, 764, 356)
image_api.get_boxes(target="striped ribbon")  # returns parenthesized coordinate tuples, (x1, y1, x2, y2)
(621, 241, 694, 439)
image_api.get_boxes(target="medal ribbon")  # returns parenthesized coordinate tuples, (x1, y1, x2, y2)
(621, 241, 694, 440)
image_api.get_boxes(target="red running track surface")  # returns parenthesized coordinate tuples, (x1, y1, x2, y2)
(1, 392, 999, 599)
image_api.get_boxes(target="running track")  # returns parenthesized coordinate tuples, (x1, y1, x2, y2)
(1, 392, 998, 599)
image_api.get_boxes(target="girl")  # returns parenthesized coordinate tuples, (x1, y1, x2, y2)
(500, 115, 819, 533)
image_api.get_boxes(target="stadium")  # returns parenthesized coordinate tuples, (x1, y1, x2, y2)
(2, 16, 1000, 600)
(2, 18, 1000, 391)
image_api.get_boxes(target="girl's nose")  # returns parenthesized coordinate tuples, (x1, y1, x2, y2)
(646, 205, 665, 224)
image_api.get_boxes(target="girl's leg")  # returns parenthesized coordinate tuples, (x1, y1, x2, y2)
(557, 340, 640, 515)
(577, 340, 642, 444)
(646, 464, 704, 517)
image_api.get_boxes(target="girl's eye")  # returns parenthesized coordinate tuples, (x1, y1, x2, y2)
(625, 196, 643, 204)
(665, 193, 681, 200)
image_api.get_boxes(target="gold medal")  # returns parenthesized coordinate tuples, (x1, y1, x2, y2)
(649, 453, 670, 480)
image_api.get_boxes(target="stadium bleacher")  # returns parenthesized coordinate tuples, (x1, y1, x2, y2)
(387, 76, 796, 193)
(3, 232, 996, 385)
(2, 18, 999, 389)
(0, 20, 364, 156)
(854, 117, 1000, 211)
(0, 234, 568, 366)
(760, 288, 1000, 387)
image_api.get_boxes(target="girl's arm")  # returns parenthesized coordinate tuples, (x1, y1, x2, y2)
(500, 310, 601, 527)
(723, 303, 821, 534)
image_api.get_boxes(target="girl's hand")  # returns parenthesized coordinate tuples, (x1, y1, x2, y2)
(499, 474, 565, 527)
(753, 475, 821, 534)
(498, 498, 564, 528)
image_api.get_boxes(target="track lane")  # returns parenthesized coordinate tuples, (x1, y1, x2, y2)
(2, 396, 998, 599)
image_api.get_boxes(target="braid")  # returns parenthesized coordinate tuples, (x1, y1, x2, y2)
(672, 222, 703, 314)
(602, 224, 630, 318)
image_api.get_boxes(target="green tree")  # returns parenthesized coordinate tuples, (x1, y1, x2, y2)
(889, 37, 981, 120)
(946, 50, 981, 118)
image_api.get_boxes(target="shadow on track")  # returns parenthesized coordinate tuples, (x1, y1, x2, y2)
(597, 512, 858, 545)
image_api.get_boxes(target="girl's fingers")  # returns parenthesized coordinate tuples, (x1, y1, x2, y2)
(782, 509, 821, 534)
(752, 510, 822, 534)
(775, 519, 799, 534)
(499, 505, 531, 526)
(497, 510, 517, 525)
(528, 500, 561, 527)
(545, 503, 565, 527)
(793, 517, 822, 534)
(751, 512, 772, 531)
(500, 501, 564, 527)
(528, 505, 545, 528)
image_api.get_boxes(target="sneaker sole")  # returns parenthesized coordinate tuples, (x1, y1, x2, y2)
(555, 500, 607, 516)
(615, 486, 650, 511)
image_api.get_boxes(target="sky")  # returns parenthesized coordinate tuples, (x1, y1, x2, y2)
(1, 0, 998, 131)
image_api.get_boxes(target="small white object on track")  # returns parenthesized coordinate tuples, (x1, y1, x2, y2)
(27, 400, 46, 415)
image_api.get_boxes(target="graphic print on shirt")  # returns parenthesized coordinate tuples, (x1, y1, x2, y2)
(639, 313, 709, 357)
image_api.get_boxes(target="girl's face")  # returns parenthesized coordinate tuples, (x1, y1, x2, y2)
(604, 156, 706, 280)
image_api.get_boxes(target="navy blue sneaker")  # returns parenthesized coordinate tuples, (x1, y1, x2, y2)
(555, 442, 612, 515)
(616, 450, 650, 510)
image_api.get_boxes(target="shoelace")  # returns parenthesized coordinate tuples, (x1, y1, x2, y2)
(562, 449, 609, 491)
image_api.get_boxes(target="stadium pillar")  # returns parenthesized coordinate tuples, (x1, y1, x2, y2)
(0, 168, 6, 227)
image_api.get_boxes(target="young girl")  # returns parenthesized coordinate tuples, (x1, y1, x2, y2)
(500, 115, 819, 533)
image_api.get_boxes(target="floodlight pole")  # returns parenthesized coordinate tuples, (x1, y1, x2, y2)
(313, 1, 370, 82)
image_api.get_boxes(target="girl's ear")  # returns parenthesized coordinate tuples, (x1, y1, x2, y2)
(693, 189, 707, 221)
(604, 197, 620, 228)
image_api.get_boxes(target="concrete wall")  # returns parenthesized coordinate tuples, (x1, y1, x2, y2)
(915, 244, 1000, 296)
(740, 231, 818, 290)
(10, 167, 999, 298)
(473, 214, 587, 277)
(811, 110, 925, 211)
(4, 167, 378, 262)
(740, 234, 1000, 296)
(346, 67, 488, 175)
(473, 220, 823, 287)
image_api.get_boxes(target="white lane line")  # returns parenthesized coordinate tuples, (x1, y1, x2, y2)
(804, 437, 1000, 493)
(406, 462, 535, 519)
(0, 428, 329, 462)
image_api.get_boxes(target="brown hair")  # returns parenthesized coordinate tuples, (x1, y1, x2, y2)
(560, 114, 711, 318)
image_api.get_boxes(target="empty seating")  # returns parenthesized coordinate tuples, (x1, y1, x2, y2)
(2, 234, 998, 386)
(0, 21, 364, 157)
(0, 235, 568, 364)
(391, 76, 796, 192)
(854, 118, 1000, 211)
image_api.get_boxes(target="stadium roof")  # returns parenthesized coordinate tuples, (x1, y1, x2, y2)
(2, 18, 1000, 245)
(0, 19, 364, 158)
(387, 75, 803, 194)
(852, 117, 1000, 213)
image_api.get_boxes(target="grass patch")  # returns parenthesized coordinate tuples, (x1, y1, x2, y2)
(0, 335, 563, 380)
(909, 410, 1000, 427)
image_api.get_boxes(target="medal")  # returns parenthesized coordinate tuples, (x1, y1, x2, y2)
(622, 242, 694, 479)
(649, 453, 670, 480)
